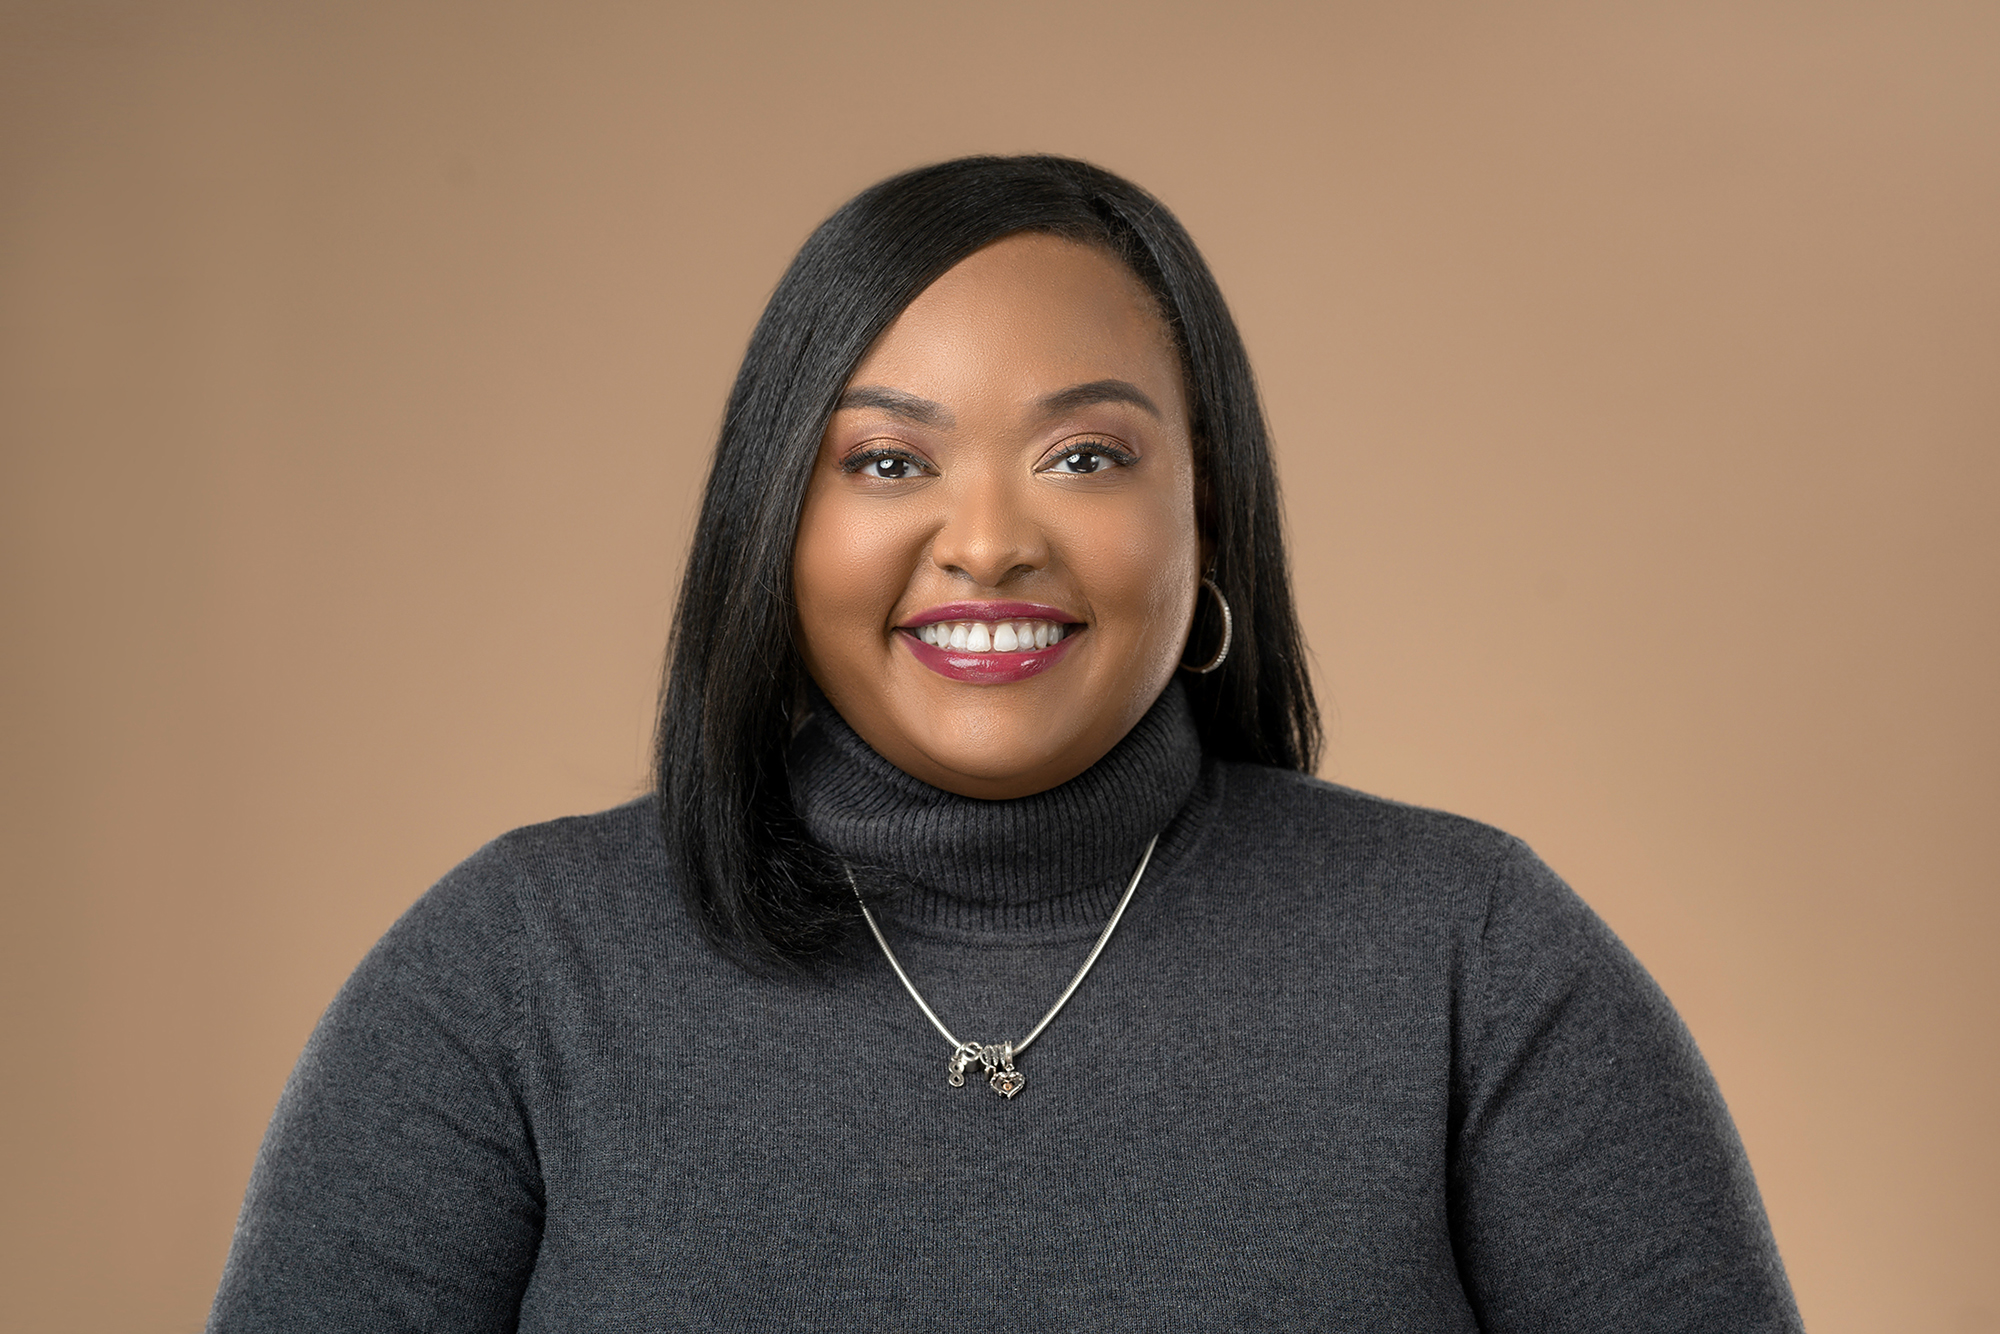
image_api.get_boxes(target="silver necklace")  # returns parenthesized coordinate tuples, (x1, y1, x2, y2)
(850, 832, 1159, 1100)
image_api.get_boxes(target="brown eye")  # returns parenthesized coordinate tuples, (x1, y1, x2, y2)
(1044, 443, 1134, 475)
(842, 449, 932, 480)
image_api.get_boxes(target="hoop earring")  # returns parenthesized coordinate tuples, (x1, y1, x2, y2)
(1181, 576, 1232, 674)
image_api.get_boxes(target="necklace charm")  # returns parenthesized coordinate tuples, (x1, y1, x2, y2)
(980, 1042, 1024, 1099)
(949, 1041, 1025, 1097)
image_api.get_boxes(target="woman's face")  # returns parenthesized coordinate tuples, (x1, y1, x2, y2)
(793, 233, 1203, 800)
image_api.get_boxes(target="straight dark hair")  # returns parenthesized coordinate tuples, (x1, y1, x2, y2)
(655, 155, 1320, 969)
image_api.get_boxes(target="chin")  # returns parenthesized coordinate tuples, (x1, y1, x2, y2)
(930, 747, 1063, 785)
(909, 706, 1115, 796)
(917, 728, 1071, 781)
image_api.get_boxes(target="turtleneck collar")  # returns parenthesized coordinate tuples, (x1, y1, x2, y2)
(788, 679, 1203, 939)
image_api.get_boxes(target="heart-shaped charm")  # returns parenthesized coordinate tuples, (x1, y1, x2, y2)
(989, 1067, 1026, 1099)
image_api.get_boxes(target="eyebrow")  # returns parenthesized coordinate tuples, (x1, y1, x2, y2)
(1035, 379, 1162, 420)
(833, 386, 955, 428)
(832, 378, 1163, 428)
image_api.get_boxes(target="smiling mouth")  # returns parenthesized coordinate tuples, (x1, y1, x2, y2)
(906, 618, 1074, 653)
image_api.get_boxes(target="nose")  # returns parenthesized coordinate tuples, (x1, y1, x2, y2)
(928, 472, 1048, 587)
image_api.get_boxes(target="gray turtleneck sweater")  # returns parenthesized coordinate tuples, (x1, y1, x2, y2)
(209, 683, 1801, 1330)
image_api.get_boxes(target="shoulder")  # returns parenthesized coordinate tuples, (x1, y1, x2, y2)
(1200, 759, 1552, 919)
(324, 793, 728, 1071)
(376, 794, 689, 977)
(474, 793, 667, 899)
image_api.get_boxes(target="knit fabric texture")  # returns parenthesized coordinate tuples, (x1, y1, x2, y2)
(208, 681, 1802, 1331)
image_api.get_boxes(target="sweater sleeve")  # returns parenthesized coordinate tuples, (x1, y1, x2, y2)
(1448, 841, 1802, 1332)
(208, 846, 543, 1333)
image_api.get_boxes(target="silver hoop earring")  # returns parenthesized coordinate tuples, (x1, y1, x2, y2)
(1181, 576, 1232, 674)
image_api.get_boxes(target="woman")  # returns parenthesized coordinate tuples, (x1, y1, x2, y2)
(210, 156, 1801, 1330)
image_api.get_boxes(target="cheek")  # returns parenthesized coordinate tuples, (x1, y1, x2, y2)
(792, 486, 914, 647)
(1065, 485, 1202, 641)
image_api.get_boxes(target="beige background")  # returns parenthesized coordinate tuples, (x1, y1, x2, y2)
(3, 1, 1995, 1329)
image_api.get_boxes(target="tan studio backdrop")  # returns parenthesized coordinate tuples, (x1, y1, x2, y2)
(2, 2, 1995, 1330)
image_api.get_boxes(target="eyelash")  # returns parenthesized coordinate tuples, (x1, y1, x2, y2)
(1040, 439, 1138, 475)
(837, 438, 1138, 479)
(840, 448, 933, 480)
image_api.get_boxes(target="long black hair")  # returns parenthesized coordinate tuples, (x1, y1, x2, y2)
(655, 155, 1320, 969)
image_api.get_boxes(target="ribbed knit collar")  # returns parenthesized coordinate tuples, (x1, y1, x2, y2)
(789, 680, 1202, 939)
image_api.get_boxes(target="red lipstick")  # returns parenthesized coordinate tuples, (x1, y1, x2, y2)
(900, 629, 1079, 684)
(896, 603, 1084, 684)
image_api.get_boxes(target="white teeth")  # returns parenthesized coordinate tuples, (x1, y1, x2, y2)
(913, 619, 1071, 653)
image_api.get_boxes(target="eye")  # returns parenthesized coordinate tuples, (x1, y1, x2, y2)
(841, 448, 932, 480)
(1041, 441, 1136, 475)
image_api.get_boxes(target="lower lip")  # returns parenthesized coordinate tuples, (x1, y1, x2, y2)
(899, 628, 1080, 683)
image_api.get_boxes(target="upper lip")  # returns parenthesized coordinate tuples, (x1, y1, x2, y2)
(900, 601, 1081, 628)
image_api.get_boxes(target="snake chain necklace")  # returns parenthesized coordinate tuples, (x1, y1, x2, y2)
(850, 832, 1159, 1100)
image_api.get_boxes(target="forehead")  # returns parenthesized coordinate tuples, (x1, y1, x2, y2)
(848, 233, 1184, 409)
